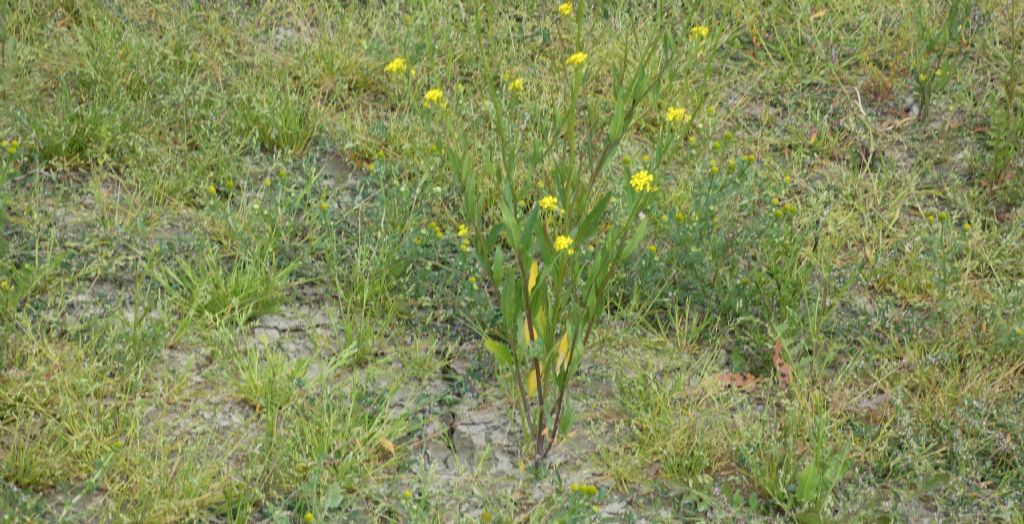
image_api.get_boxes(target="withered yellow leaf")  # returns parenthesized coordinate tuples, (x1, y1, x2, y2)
(556, 333, 570, 373)
(528, 260, 539, 295)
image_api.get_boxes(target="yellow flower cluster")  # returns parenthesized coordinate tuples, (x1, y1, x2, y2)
(458, 223, 471, 251)
(539, 195, 559, 211)
(1, 138, 19, 154)
(566, 52, 588, 66)
(423, 88, 446, 108)
(554, 235, 574, 254)
(428, 221, 443, 238)
(384, 57, 408, 74)
(570, 482, 598, 496)
(558, 2, 572, 16)
(630, 169, 654, 193)
(690, 25, 709, 41)
(508, 77, 524, 92)
(665, 106, 691, 123)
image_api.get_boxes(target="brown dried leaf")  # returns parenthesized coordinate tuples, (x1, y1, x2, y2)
(378, 436, 396, 456)
(717, 372, 759, 389)
(772, 340, 792, 386)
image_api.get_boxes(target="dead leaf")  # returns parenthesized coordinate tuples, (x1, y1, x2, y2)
(810, 9, 827, 20)
(717, 372, 758, 389)
(772, 340, 792, 386)
(379, 437, 396, 456)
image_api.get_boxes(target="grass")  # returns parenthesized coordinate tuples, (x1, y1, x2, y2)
(1, 0, 1023, 522)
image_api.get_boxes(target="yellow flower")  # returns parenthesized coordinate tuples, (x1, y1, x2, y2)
(665, 106, 690, 123)
(423, 88, 446, 108)
(508, 77, 524, 92)
(963, 223, 972, 232)
(630, 169, 654, 193)
(457, 224, 469, 237)
(566, 52, 588, 66)
(207, 184, 217, 195)
(558, 2, 572, 15)
(403, 489, 412, 500)
(304, 512, 314, 522)
(689, 25, 709, 41)
(320, 201, 329, 210)
(384, 57, 408, 74)
(5, 139, 19, 154)
(539, 195, 559, 211)
(554, 235, 574, 252)
(468, 276, 476, 284)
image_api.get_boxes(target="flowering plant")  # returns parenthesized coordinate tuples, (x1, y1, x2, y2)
(421, 4, 699, 465)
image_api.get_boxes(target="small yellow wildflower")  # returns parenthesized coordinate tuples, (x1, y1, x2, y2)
(508, 77, 524, 92)
(207, 184, 217, 196)
(558, 2, 572, 16)
(278, 168, 287, 178)
(554, 235, 574, 252)
(539, 195, 559, 211)
(963, 223, 972, 232)
(304, 512, 314, 522)
(938, 211, 949, 223)
(566, 52, 588, 66)
(648, 244, 657, 254)
(481, 510, 493, 523)
(320, 201, 329, 211)
(457, 224, 469, 237)
(384, 57, 408, 74)
(570, 482, 580, 492)
(468, 276, 476, 284)
(918, 72, 927, 82)
(689, 25, 709, 41)
(927, 214, 936, 224)
(410, 67, 417, 79)
(226, 179, 235, 190)
(263, 177, 272, 187)
(403, 490, 413, 500)
(5, 139, 19, 154)
(0, 280, 10, 291)
(423, 88, 446, 108)
(688, 135, 697, 146)
(784, 175, 792, 184)
(630, 169, 654, 193)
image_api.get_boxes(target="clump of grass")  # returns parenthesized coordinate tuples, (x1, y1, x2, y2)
(155, 244, 296, 326)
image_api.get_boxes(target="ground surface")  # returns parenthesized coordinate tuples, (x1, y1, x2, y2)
(1, 1, 1023, 523)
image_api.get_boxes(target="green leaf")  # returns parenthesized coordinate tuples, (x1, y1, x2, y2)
(558, 401, 575, 435)
(499, 200, 520, 248)
(622, 218, 648, 259)
(575, 193, 611, 246)
(483, 337, 513, 366)
(324, 482, 343, 510)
